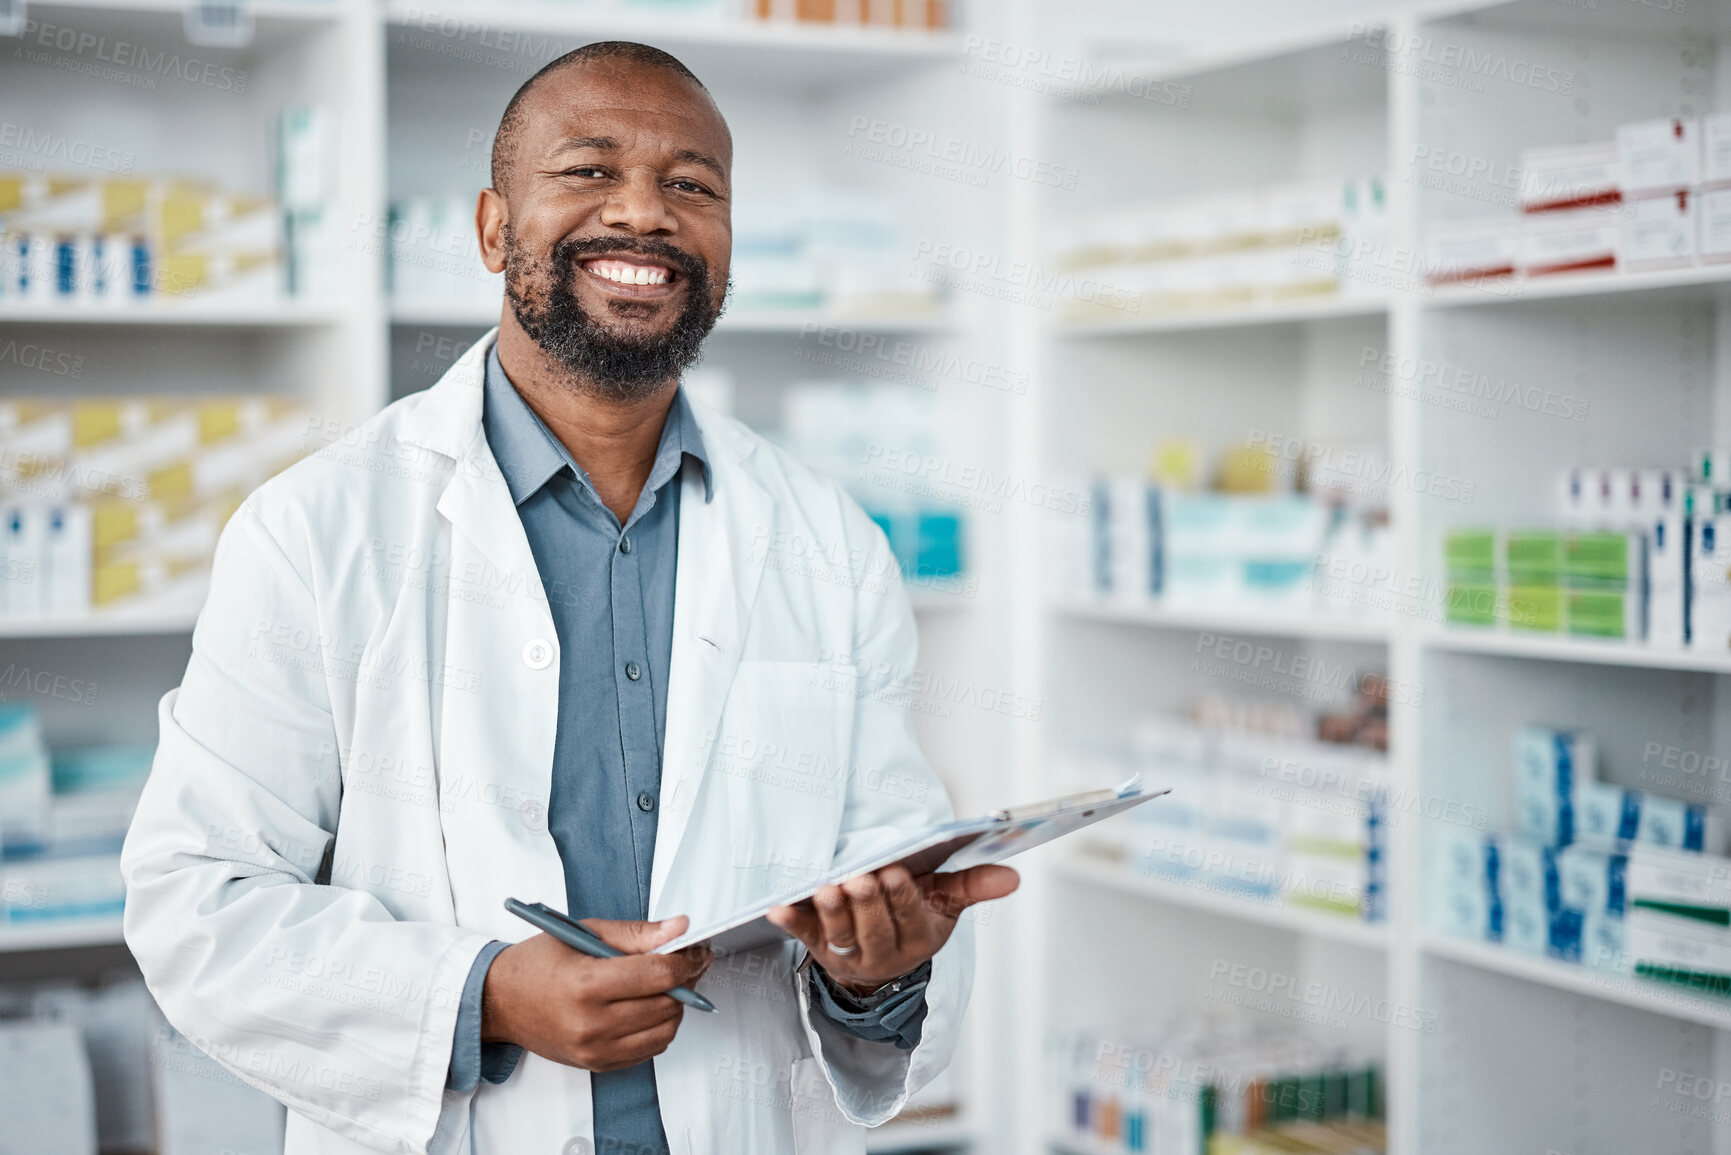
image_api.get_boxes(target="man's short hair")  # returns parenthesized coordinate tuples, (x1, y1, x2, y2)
(490, 41, 710, 194)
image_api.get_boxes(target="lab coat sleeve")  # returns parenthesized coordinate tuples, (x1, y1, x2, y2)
(793, 508, 974, 1126)
(121, 502, 492, 1155)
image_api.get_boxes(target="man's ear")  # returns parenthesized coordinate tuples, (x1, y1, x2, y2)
(477, 188, 509, 275)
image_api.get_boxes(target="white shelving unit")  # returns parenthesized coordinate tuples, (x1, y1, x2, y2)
(1010, 3, 1731, 1155)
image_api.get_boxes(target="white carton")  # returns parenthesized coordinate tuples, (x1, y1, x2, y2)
(1700, 189, 1731, 264)
(1628, 907, 1731, 976)
(1519, 141, 1620, 212)
(1704, 113, 1731, 190)
(1627, 845, 1731, 911)
(1520, 207, 1618, 276)
(1422, 218, 1518, 283)
(1618, 192, 1695, 270)
(1617, 116, 1700, 198)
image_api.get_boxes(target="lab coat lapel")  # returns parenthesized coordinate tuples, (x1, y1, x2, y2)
(650, 418, 772, 912)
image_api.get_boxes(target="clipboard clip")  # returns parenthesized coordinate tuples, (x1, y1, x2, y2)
(986, 775, 1143, 823)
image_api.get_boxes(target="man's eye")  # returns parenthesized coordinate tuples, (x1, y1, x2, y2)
(566, 167, 607, 178)
(669, 180, 709, 194)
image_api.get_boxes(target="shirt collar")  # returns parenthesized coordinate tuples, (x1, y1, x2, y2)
(483, 345, 712, 509)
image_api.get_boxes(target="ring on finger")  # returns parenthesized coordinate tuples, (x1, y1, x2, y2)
(826, 942, 857, 956)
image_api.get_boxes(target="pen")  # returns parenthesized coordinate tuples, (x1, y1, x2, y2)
(503, 897, 717, 1013)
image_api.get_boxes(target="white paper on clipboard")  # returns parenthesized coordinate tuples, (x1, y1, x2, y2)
(656, 777, 1166, 955)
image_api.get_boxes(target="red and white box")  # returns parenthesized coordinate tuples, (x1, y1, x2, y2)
(1619, 191, 1696, 271)
(1617, 117, 1699, 199)
(1520, 206, 1618, 276)
(1519, 141, 1620, 213)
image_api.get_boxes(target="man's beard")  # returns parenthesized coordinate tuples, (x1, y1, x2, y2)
(503, 230, 723, 401)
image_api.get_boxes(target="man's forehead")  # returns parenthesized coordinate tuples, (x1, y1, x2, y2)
(522, 63, 729, 152)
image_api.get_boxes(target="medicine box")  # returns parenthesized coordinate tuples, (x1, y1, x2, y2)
(1617, 117, 1700, 198)
(1519, 141, 1620, 212)
(1519, 207, 1619, 276)
(1421, 219, 1518, 284)
(1704, 113, 1731, 190)
(1700, 189, 1731, 264)
(1618, 191, 1696, 271)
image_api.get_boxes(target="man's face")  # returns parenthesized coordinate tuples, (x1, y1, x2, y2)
(485, 59, 733, 398)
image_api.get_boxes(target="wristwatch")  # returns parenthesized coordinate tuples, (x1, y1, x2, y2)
(813, 959, 933, 1013)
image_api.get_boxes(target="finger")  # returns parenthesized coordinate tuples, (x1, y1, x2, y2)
(812, 884, 858, 956)
(580, 914, 689, 954)
(588, 949, 712, 1001)
(592, 991, 683, 1038)
(922, 865, 1020, 921)
(844, 873, 897, 960)
(766, 901, 824, 948)
(593, 1015, 683, 1071)
(880, 865, 926, 952)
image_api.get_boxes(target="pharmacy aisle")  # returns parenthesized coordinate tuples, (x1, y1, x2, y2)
(1015, 2, 1731, 1155)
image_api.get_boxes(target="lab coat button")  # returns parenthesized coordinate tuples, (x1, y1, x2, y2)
(522, 639, 554, 670)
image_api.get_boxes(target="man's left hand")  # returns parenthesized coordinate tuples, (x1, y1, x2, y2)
(765, 864, 1018, 995)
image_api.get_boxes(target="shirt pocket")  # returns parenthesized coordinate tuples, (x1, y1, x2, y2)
(715, 660, 851, 872)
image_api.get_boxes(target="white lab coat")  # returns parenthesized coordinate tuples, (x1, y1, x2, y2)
(120, 330, 970, 1155)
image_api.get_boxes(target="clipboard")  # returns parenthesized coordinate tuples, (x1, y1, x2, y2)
(656, 777, 1166, 955)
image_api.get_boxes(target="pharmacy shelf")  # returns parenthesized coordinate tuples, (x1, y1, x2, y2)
(866, 1115, 974, 1153)
(1053, 597, 1391, 644)
(22, 0, 346, 22)
(382, 1, 959, 86)
(1047, 1133, 1116, 1155)
(909, 586, 976, 614)
(0, 300, 351, 328)
(1420, 931, 1731, 1032)
(0, 603, 201, 639)
(388, 300, 955, 335)
(1422, 627, 1731, 675)
(1426, 263, 1731, 310)
(0, 916, 125, 954)
(1056, 852, 1390, 952)
(1056, 295, 1389, 337)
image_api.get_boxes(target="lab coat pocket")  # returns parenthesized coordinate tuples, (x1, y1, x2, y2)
(718, 660, 850, 872)
(790, 1056, 864, 1155)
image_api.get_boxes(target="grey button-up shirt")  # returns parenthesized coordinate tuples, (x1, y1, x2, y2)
(444, 347, 927, 1152)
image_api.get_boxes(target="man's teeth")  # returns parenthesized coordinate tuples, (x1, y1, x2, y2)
(588, 260, 671, 286)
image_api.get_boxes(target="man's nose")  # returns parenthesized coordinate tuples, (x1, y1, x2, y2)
(599, 170, 677, 234)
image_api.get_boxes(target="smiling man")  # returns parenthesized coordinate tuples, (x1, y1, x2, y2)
(122, 40, 1014, 1155)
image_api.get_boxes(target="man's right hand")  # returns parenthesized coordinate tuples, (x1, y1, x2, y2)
(481, 915, 713, 1072)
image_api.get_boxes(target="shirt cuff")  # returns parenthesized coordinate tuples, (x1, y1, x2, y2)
(447, 940, 525, 1092)
(808, 960, 931, 1051)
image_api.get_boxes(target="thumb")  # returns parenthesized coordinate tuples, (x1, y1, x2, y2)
(581, 914, 690, 955)
(923, 865, 1020, 920)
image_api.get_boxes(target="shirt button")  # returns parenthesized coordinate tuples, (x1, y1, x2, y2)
(625, 661, 642, 681)
(619, 536, 633, 554)
(522, 639, 554, 670)
(637, 792, 656, 812)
